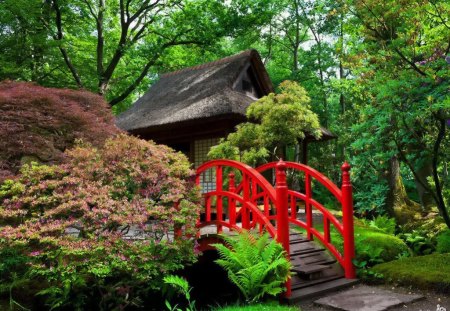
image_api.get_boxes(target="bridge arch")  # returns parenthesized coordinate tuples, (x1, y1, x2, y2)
(193, 159, 356, 298)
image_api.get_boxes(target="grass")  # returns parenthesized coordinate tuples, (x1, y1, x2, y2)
(371, 253, 450, 293)
(215, 302, 299, 311)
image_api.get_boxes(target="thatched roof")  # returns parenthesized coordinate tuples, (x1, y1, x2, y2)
(116, 49, 273, 133)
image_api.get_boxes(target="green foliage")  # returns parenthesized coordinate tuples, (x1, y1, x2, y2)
(398, 230, 436, 256)
(164, 275, 196, 311)
(436, 230, 450, 254)
(336, 221, 411, 264)
(371, 254, 450, 293)
(212, 231, 292, 304)
(209, 81, 321, 165)
(362, 215, 396, 235)
(345, 0, 450, 224)
(0, 134, 201, 309)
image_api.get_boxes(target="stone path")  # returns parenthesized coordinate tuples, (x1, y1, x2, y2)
(297, 284, 449, 311)
(313, 285, 423, 311)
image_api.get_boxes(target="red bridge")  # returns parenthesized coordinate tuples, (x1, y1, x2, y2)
(193, 159, 357, 301)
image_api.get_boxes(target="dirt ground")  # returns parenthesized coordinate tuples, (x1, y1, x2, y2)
(297, 284, 450, 311)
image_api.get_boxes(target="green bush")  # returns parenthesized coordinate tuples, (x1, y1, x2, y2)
(437, 230, 450, 253)
(212, 231, 292, 304)
(398, 229, 436, 255)
(362, 215, 396, 235)
(360, 231, 411, 262)
(332, 221, 410, 265)
(371, 254, 450, 292)
(0, 134, 201, 309)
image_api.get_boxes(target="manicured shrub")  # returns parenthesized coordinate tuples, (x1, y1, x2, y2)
(0, 80, 120, 180)
(0, 134, 201, 309)
(212, 231, 292, 304)
(437, 230, 450, 253)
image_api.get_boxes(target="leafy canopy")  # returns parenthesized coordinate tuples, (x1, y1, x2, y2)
(209, 80, 321, 165)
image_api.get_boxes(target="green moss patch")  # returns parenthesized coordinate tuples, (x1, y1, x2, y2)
(437, 230, 450, 253)
(371, 253, 450, 293)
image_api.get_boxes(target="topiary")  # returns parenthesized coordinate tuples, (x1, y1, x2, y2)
(212, 231, 292, 304)
(0, 134, 201, 309)
(0, 80, 120, 180)
(437, 230, 450, 254)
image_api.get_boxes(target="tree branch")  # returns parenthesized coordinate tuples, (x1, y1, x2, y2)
(108, 39, 200, 106)
(51, 0, 83, 88)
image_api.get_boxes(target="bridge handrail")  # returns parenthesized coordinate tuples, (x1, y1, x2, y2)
(256, 161, 343, 204)
(194, 159, 356, 298)
(196, 159, 277, 202)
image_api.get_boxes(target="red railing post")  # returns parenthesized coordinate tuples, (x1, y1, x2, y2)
(228, 172, 236, 226)
(341, 162, 356, 279)
(216, 166, 223, 234)
(242, 174, 250, 229)
(275, 159, 291, 297)
(305, 174, 313, 240)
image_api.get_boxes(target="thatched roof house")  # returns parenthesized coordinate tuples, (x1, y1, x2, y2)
(116, 49, 334, 170)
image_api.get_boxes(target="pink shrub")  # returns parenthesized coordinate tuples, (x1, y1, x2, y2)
(0, 80, 120, 180)
(0, 134, 200, 309)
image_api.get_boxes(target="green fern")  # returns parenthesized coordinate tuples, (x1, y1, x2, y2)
(212, 231, 292, 304)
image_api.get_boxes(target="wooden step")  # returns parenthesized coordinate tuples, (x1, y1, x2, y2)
(287, 278, 359, 303)
(291, 252, 337, 266)
(292, 264, 329, 275)
(290, 243, 324, 256)
(291, 274, 342, 290)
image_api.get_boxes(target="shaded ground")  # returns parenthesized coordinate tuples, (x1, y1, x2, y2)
(297, 284, 449, 311)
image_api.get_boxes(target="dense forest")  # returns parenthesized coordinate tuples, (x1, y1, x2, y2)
(1, 0, 449, 227)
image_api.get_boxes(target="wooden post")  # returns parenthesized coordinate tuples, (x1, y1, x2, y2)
(341, 162, 356, 279)
(216, 166, 223, 234)
(305, 173, 313, 240)
(276, 159, 291, 297)
(228, 172, 236, 226)
(242, 174, 250, 229)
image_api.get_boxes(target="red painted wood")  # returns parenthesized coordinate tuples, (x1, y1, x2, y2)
(341, 162, 356, 279)
(216, 165, 223, 234)
(195, 159, 356, 298)
(275, 160, 291, 297)
(305, 174, 313, 240)
(228, 172, 236, 226)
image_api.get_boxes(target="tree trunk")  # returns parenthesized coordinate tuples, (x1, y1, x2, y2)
(385, 156, 421, 224)
(413, 162, 434, 211)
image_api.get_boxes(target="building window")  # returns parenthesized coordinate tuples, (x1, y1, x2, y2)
(194, 138, 220, 192)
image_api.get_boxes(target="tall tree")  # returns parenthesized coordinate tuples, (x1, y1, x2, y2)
(0, 0, 274, 108)
(345, 0, 450, 226)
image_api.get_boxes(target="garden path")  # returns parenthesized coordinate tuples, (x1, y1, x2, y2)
(297, 284, 448, 311)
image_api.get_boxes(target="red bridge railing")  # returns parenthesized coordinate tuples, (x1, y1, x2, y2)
(195, 159, 356, 298)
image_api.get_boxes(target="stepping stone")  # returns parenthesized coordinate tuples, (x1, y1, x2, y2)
(314, 285, 424, 311)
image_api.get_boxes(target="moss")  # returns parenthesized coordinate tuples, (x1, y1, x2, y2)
(437, 230, 450, 253)
(371, 254, 450, 293)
